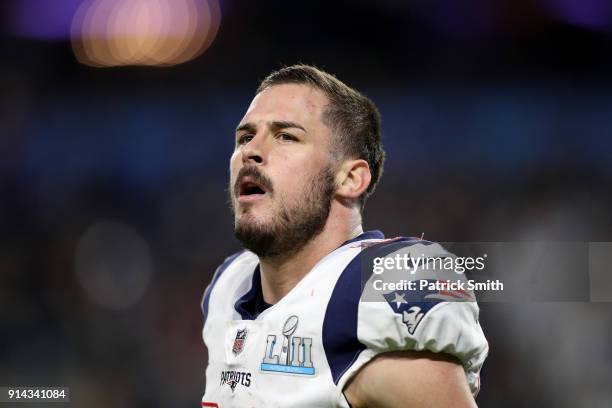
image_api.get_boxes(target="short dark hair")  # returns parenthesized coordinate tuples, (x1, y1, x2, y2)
(256, 64, 385, 209)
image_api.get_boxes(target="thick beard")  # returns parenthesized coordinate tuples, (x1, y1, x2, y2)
(232, 166, 336, 259)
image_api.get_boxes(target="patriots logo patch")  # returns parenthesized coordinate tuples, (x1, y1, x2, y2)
(383, 279, 473, 334)
(220, 370, 251, 392)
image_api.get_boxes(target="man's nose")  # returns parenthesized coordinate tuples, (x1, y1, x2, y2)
(241, 133, 266, 165)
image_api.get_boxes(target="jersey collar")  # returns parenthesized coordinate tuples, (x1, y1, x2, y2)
(340, 229, 385, 247)
(234, 230, 385, 320)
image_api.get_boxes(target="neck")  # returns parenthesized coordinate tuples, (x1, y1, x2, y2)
(259, 204, 362, 304)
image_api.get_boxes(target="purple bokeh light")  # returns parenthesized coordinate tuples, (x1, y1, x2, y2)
(540, 0, 612, 31)
(9, 0, 84, 40)
(410, 0, 497, 40)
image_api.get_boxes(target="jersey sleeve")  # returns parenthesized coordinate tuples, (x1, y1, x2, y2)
(335, 240, 488, 398)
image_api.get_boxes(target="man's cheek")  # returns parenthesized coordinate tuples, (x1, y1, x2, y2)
(229, 155, 241, 175)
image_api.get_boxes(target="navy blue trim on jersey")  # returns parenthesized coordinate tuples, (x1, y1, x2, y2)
(234, 265, 272, 320)
(201, 250, 245, 325)
(323, 234, 435, 385)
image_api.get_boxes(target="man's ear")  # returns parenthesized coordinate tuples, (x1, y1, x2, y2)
(335, 159, 371, 200)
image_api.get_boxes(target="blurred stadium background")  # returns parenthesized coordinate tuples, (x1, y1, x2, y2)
(1, 0, 611, 406)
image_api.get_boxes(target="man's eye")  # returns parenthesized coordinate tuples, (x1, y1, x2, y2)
(237, 134, 254, 145)
(277, 133, 297, 142)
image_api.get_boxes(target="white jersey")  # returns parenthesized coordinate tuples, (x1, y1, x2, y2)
(201, 231, 488, 408)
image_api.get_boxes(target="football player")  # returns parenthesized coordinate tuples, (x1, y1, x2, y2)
(201, 65, 488, 407)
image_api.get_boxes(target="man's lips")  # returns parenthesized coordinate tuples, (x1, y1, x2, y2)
(237, 176, 268, 202)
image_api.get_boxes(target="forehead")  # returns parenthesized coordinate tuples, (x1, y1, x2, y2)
(240, 83, 329, 128)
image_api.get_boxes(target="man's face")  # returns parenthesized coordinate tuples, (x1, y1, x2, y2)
(228, 84, 337, 258)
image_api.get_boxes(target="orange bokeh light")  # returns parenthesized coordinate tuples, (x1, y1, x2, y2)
(71, 0, 220, 67)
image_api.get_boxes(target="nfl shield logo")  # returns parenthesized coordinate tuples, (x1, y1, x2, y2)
(232, 328, 248, 355)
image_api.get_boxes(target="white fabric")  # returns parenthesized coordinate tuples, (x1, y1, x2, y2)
(202, 238, 488, 407)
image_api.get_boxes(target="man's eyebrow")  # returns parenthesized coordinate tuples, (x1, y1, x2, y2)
(236, 123, 256, 133)
(235, 121, 307, 133)
(269, 121, 306, 132)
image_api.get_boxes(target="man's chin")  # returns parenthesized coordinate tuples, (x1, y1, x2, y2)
(234, 215, 273, 234)
(234, 221, 279, 258)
